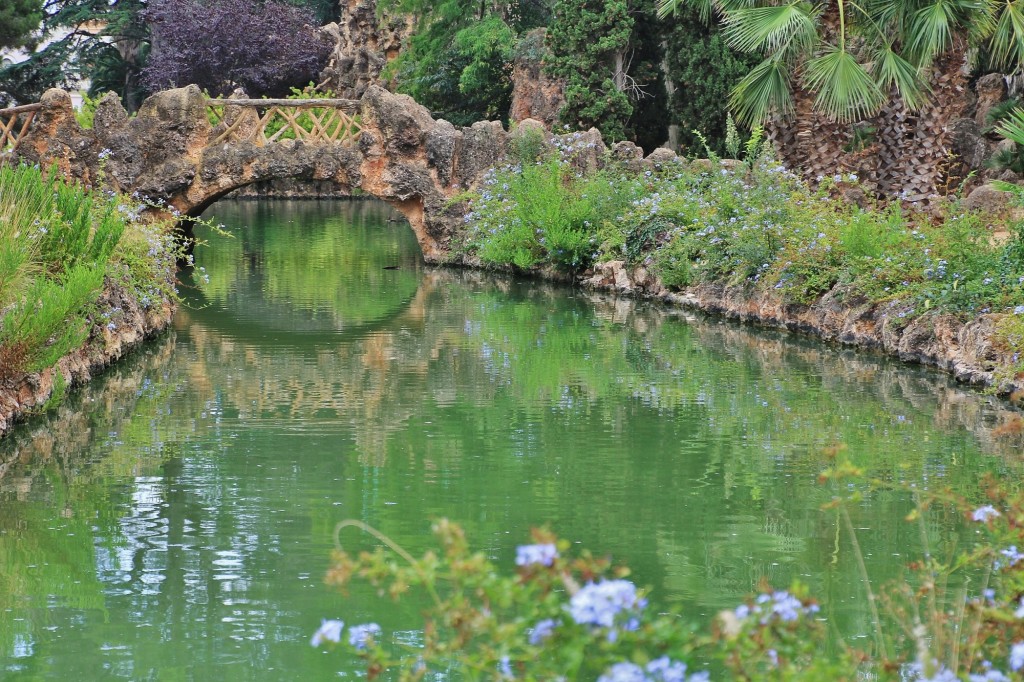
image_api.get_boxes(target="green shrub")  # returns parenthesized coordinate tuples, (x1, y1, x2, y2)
(467, 156, 639, 272)
(0, 163, 178, 381)
(463, 149, 1024, 323)
(315, 470, 1024, 680)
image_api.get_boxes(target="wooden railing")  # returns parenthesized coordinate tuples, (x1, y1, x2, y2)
(0, 103, 42, 155)
(206, 98, 362, 146)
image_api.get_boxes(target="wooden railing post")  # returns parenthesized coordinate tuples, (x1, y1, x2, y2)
(0, 103, 43, 159)
(205, 98, 362, 146)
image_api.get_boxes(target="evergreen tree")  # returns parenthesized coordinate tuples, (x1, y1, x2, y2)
(0, 0, 43, 49)
(384, 0, 535, 125)
(546, 0, 632, 141)
(0, 0, 148, 109)
(661, 4, 757, 155)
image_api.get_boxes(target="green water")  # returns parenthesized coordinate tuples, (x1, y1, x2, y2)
(1, 199, 1022, 679)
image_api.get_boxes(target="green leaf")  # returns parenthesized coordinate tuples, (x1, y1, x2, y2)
(802, 45, 884, 122)
(729, 57, 793, 124)
(994, 107, 1024, 145)
(903, 0, 989, 62)
(871, 45, 929, 110)
(723, 1, 818, 54)
(988, 0, 1024, 70)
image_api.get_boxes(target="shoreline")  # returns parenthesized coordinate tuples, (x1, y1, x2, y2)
(576, 260, 1024, 402)
(0, 279, 176, 438)
(2, 212, 1020, 441)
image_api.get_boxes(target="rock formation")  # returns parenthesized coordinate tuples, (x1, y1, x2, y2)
(508, 29, 565, 129)
(318, 0, 411, 99)
(16, 84, 524, 262)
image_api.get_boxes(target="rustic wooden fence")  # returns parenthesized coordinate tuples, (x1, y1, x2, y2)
(2, 98, 362, 160)
(0, 103, 41, 156)
(206, 98, 362, 146)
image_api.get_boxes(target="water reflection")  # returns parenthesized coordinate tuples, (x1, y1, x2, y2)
(0, 200, 1021, 678)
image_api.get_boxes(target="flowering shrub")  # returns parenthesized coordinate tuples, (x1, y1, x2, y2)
(315, 468, 1024, 680)
(316, 518, 857, 680)
(463, 149, 1024, 341)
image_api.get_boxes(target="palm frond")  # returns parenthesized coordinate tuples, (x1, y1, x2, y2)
(904, 0, 989, 62)
(994, 107, 1024, 145)
(871, 45, 930, 110)
(802, 45, 885, 121)
(988, 0, 1024, 69)
(723, 2, 818, 54)
(729, 57, 794, 124)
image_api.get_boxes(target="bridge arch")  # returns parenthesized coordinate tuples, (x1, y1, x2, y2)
(4, 84, 517, 263)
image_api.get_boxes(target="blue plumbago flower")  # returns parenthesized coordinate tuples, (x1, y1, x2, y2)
(972, 505, 1001, 522)
(528, 618, 558, 645)
(645, 656, 689, 681)
(310, 618, 344, 647)
(598, 658, 708, 682)
(1012, 642, 1024, 672)
(598, 662, 646, 682)
(347, 622, 381, 650)
(498, 655, 513, 678)
(735, 591, 819, 624)
(569, 579, 646, 628)
(515, 543, 558, 567)
(906, 660, 958, 681)
(1000, 546, 1024, 568)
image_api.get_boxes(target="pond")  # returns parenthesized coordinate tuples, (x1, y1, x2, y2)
(0, 199, 1021, 679)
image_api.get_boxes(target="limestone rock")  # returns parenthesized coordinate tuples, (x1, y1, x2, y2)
(947, 118, 992, 171)
(362, 85, 435, 155)
(455, 121, 509, 188)
(642, 147, 679, 171)
(963, 181, 1015, 214)
(975, 73, 1008, 129)
(610, 141, 643, 172)
(426, 119, 461, 188)
(508, 29, 565, 129)
(318, 0, 411, 99)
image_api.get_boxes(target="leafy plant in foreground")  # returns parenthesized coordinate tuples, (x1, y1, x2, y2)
(314, 461, 1024, 680)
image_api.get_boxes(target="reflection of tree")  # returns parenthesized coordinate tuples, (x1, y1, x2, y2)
(1, 201, 1023, 674)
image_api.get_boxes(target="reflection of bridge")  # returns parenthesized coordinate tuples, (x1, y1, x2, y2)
(0, 84, 520, 262)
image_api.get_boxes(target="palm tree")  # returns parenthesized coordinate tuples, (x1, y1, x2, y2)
(657, 0, 1024, 198)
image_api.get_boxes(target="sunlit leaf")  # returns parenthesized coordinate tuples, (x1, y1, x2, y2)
(994, 107, 1024, 145)
(723, 1, 818, 54)
(988, 0, 1024, 69)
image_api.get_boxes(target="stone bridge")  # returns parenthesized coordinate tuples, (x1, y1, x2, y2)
(1, 85, 555, 262)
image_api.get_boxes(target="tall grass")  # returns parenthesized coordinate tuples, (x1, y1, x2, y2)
(0, 164, 168, 382)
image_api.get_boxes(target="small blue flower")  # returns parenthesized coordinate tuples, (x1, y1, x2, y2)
(498, 655, 513, 678)
(1001, 546, 1024, 567)
(1012, 642, 1024, 672)
(972, 505, 1000, 522)
(645, 656, 689, 681)
(528, 618, 557, 645)
(310, 619, 344, 647)
(515, 543, 558, 567)
(598, 662, 646, 682)
(347, 622, 380, 650)
(568, 579, 645, 628)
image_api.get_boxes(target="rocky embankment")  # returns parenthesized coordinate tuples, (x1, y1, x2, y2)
(582, 260, 1024, 400)
(0, 281, 174, 438)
